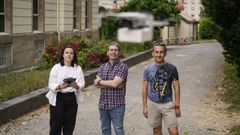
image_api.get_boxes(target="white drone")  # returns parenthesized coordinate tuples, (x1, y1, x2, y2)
(99, 12, 171, 43)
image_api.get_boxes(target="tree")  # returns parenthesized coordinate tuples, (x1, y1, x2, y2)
(202, 0, 240, 75)
(120, 0, 180, 20)
(199, 17, 219, 39)
(119, 0, 180, 41)
(99, 6, 119, 40)
(99, 0, 180, 41)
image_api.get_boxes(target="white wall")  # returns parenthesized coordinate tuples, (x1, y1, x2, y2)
(179, 20, 193, 38)
(182, 0, 202, 21)
(99, 0, 128, 9)
(161, 27, 168, 41)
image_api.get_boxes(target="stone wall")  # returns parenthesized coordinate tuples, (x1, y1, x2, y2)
(0, 30, 99, 73)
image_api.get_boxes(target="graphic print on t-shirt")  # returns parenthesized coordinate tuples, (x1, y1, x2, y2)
(152, 66, 171, 99)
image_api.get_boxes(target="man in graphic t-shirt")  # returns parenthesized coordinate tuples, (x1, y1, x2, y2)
(142, 42, 181, 135)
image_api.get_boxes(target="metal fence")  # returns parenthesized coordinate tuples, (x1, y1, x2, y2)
(163, 37, 195, 45)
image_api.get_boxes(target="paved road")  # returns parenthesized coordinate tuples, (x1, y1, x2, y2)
(1, 43, 234, 135)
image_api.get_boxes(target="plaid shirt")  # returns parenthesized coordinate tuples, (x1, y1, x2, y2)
(97, 60, 128, 110)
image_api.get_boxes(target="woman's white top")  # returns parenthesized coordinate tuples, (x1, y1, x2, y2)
(46, 63, 85, 106)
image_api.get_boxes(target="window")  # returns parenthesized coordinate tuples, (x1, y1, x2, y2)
(34, 40, 44, 63)
(0, 0, 5, 32)
(85, 0, 88, 29)
(73, 0, 76, 29)
(0, 43, 12, 68)
(33, 0, 39, 31)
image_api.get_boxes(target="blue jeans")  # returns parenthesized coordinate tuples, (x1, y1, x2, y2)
(99, 106, 125, 135)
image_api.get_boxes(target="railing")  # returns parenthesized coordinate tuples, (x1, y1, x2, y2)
(163, 37, 195, 45)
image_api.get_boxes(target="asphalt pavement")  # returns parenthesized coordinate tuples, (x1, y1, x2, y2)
(1, 43, 235, 135)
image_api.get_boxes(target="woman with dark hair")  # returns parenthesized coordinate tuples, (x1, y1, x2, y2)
(46, 45, 85, 135)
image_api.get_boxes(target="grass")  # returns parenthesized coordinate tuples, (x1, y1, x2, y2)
(223, 62, 240, 112)
(223, 62, 240, 135)
(0, 70, 49, 102)
(230, 125, 240, 135)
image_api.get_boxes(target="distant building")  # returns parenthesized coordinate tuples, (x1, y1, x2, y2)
(99, 0, 128, 11)
(162, 0, 203, 45)
(0, 0, 99, 72)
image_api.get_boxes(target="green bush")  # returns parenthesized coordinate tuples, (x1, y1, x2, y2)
(39, 36, 152, 71)
(199, 17, 219, 39)
(99, 19, 119, 40)
(39, 36, 100, 70)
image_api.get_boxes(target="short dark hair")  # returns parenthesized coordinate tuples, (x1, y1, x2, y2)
(59, 45, 78, 67)
(152, 42, 167, 52)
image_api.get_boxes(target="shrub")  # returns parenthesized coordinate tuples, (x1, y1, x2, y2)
(39, 36, 153, 71)
(99, 19, 119, 40)
(199, 17, 219, 39)
(39, 36, 88, 70)
(39, 44, 58, 70)
(39, 37, 124, 70)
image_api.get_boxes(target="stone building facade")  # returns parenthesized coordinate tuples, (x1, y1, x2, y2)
(0, 0, 99, 72)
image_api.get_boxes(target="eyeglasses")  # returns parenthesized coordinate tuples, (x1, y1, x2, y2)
(109, 49, 119, 52)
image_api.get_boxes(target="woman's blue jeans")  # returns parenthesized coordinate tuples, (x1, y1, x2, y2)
(99, 106, 125, 135)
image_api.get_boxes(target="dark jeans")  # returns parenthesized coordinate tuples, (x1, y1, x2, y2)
(50, 92, 78, 135)
(99, 106, 125, 135)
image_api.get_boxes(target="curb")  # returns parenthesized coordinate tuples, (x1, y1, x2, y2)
(0, 49, 152, 126)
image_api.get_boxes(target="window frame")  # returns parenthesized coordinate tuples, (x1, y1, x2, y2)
(32, 0, 39, 31)
(34, 40, 45, 63)
(73, 0, 77, 30)
(0, 0, 5, 33)
(85, 0, 88, 29)
(0, 43, 12, 68)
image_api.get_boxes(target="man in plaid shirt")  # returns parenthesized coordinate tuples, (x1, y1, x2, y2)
(94, 42, 128, 135)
